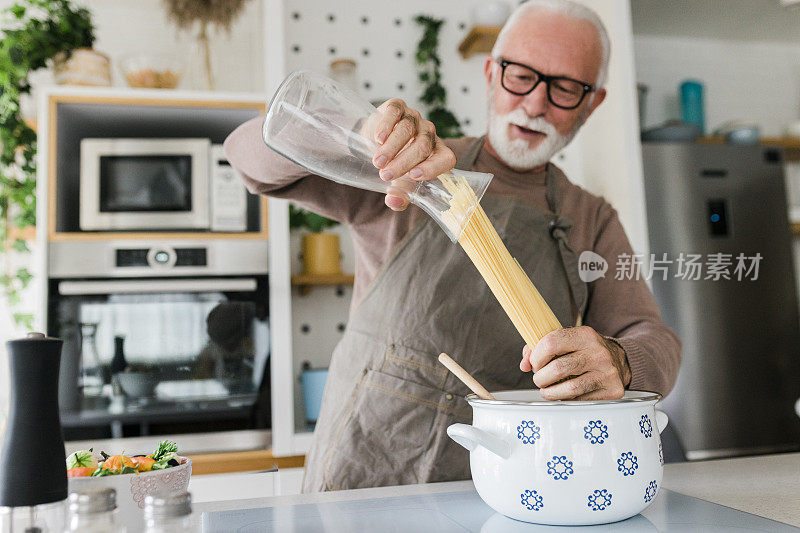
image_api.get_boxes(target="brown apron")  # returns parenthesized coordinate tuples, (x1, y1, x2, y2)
(302, 137, 588, 492)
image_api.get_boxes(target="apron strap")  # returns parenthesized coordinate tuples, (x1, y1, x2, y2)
(455, 136, 486, 169)
(544, 165, 588, 326)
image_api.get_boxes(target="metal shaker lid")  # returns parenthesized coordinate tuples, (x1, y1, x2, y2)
(68, 487, 117, 514)
(144, 490, 192, 518)
(8, 331, 60, 342)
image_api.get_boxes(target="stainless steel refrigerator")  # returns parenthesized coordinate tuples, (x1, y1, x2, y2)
(642, 143, 800, 460)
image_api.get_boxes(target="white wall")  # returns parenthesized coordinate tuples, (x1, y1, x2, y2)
(634, 34, 800, 135)
(572, 0, 648, 255)
(0, 0, 265, 103)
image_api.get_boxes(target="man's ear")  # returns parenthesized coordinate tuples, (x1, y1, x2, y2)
(484, 56, 494, 92)
(584, 87, 607, 120)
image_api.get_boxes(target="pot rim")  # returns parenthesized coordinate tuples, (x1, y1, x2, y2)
(466, 389, 661, 407)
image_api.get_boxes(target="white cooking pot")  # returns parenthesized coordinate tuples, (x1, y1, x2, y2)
(448, 390, 667, 526)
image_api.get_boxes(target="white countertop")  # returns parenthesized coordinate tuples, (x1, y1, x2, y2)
(193, 452, 800, 528)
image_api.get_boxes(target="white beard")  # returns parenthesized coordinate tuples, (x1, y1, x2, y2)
(487, 99, 584, 170)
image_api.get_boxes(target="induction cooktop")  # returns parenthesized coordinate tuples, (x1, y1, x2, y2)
(201, 488, 798, 532)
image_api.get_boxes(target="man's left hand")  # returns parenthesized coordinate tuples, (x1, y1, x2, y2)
(520, 326, 631, 400)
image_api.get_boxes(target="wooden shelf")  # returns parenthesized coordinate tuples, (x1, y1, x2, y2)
(458, 25, 502, 59)
(291, 273, 355, 295)
(7, 226, 36, 242)
(697, 136, 800, 150)
(186, 449, 305, 475)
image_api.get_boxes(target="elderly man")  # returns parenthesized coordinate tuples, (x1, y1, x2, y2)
(223, 0, 681, 492)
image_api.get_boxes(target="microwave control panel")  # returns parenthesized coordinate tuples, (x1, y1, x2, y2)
(116, 247, 207, 268)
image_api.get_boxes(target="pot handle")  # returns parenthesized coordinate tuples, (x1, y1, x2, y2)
(447, 424, 510, 459)
(655, 410, 669, 434)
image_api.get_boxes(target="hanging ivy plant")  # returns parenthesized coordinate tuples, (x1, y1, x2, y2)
(0, 0, 95, 329)
(413, 15, 463, 138)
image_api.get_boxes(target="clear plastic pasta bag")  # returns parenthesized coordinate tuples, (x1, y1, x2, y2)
(262, 70, 493, 241)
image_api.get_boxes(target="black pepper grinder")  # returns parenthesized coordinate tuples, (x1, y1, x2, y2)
(0, 332, 68, 531)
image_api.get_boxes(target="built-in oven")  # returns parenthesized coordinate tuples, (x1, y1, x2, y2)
(51, 275, 269, 440)
(48, 239, 271, 440)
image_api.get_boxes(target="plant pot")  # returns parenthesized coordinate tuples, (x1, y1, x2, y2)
(53, 48, 111, 87)
(301, 232, 342, 276)
(448, 390, 667, 525)
(300, 363, 329, 424)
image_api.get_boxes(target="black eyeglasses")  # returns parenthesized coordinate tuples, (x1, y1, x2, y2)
(496, 58, 595, 110)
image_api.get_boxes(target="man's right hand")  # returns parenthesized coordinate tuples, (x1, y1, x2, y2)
(371, 99, 457, 211)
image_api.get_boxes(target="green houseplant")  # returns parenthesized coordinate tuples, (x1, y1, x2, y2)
(0, 0, 95, 328)
(414, 15, 463, 139)
(289, 204, 342, 276)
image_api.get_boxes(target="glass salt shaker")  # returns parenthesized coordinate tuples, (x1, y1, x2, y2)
(64, 488, 124, 533)
(142, 491, 194, 533)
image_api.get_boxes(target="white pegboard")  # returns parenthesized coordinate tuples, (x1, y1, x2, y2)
(289, 222, 355, 430)
(283, 1, 490, 431)
(284, 1, 491, 137)
(283, 1, 586, 183)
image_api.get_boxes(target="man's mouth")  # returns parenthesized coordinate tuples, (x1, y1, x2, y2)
(511, 124, 545, 140)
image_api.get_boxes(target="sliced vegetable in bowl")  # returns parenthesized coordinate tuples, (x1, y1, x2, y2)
(66, 448, 99, 477)
(65, 440, 181, 478)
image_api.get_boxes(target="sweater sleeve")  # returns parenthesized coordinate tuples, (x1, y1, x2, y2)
(583, 205, 682, 397)
(222, 115, 388, 226)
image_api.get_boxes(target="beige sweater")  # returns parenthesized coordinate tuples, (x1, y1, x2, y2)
(223, 117, 682, 396)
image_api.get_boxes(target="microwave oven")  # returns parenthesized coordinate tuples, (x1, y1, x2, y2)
(79, 138, 248, 232)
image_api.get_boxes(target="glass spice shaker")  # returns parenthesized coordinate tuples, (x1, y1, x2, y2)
(64, 488, 125, 533)
(142, 491, 194, 533)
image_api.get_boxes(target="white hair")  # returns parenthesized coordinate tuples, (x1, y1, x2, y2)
(490, 0, 610, 89)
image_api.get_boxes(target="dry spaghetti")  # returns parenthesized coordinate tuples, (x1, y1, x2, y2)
(440, 173, 561, 347)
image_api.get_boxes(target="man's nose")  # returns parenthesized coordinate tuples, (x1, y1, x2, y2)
(520, 81, 549, 117)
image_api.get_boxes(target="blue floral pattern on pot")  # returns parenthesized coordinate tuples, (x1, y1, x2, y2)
(520, 489, 544, 511)
(617, 451, 639, 476)
(583, 420, 608, 444)
(517, 421, 541, 445)
(546, 455, 574, 480)
(659, 443, 664, 466)
(644, 480, 658, 503)
(587, 489, 613, 511)
(639, 414, 653, 438)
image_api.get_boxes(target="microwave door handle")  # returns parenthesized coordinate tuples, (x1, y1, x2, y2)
(58, 278, 258, 295)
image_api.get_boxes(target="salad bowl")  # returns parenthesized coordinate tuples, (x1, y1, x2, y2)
(66, 441, 190, 529)
(68, 456, 191, 529)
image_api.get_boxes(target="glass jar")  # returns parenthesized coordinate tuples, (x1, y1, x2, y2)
(329, 58, 358, 92)
(0, 501, 65, 533)
(143, 491, 194, 533)
(64, 488, 124, 533)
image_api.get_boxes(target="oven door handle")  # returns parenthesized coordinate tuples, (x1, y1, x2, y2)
(57, 278, 258, 295)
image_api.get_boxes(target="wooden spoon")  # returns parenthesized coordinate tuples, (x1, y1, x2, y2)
(438, 352, 496, 400)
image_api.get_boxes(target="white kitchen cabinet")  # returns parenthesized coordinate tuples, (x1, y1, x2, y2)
(190, 471, 279, 503)
(188, 467, 304, 502)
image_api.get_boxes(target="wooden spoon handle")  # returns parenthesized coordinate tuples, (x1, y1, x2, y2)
(438, 353, 496, 400)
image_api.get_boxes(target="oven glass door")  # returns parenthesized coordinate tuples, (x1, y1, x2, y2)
(52, 276, 269, 439)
